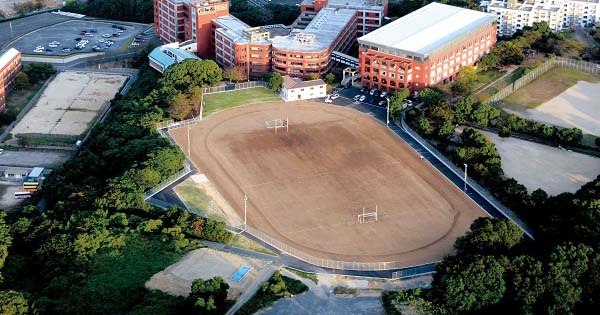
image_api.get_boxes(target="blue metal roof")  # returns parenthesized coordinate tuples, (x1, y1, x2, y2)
(165, 47, 199, 61)
(148, 46, 200, 72)
(149, 47, 175, 70)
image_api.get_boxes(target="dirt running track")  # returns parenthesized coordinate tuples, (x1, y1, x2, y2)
(170, 102, 487, 267)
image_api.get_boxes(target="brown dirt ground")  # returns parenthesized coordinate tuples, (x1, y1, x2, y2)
(170, 102, 487, 267)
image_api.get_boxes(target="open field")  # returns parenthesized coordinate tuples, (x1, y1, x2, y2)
(505, 80, 600, 136)
(481, 130, 600, 195)
(170, 102, 486, 267)
(146, 248, 270, 299)
(502, 67, 600, 109)
(11, 71, 127, 137)
(0, 1, 62, 18)
(203, 88, 282, 116)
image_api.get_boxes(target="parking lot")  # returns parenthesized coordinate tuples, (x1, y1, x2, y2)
(0, 12, 73, 49)
(8, 20, 148, 56)
(323, 85, 413, 111)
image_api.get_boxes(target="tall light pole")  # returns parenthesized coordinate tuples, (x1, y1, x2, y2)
(386, 97, 390, 126)
(243, 194, 248, 229)
(187, 125, 191, 157)
(463, 164, 468, 193)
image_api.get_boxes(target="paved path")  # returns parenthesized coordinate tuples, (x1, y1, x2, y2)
(225, 264, 277, 315)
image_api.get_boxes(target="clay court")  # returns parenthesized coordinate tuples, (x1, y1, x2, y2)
(170, 102, 487, 268)
(11, 71, 127, 136)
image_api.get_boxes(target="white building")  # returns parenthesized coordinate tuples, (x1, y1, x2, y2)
(487, 0, 600, 36)
(280, 76, 327, 101)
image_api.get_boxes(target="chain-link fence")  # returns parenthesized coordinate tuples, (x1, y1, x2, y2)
(400, 116, 535, 239)
(202, 81, 268, 95)
(488, 57, 600, 104)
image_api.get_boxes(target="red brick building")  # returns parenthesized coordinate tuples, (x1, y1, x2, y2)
(357, 3, 497, 94)
(300, 0, 388, 35)
(0, 48, 22, 112)
(154, 0, 230, 57)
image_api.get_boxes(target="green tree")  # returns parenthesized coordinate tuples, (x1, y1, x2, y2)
(13, 72, 30, 90)
(506, 255, 546, 315)
(469, 102, 501, 127)
(0, 211, 12, 283)
(23, 62, 55, 84)
(159, 59, 222, 97)
(263, 72, 283, 92)
(324, 73, 336, 85)
(453, 97, 474, 124)
(306, 73, 319, 80)
(494, 41, 525, 65)
(451, 66, 477, 96)
(224, 66, 246, 83)
(189, 277, 230, 314)
(479, 53, 499, 71)
(0, 290, 28, 315)
(168, 93, 192, 120)
(432, 255, 508, 313)
(455, 218, 524, 256)
(388, 88, 410, 117)
(418, 88, 443, 106)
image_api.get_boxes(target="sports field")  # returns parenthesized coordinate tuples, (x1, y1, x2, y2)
(11, 71, 127, 137)
(203, 88, 281, 116)
(170, 102, 486, 267)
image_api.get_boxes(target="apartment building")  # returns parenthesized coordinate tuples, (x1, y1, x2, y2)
(0, 48, 22, 112)
(487, 0, 600, 36)
(300, 0, 388, 35)
(357, 3, 497, 94)
(214, 7, 357, 79)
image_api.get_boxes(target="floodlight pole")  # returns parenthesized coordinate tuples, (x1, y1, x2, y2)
(463, 164, 468, 193)
(244, 194, 248, 229)
(386, 97, 390, 126)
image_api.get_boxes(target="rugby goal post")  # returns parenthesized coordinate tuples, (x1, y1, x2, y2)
(265, 117, 289, 134)
(357, 205, 378, 224)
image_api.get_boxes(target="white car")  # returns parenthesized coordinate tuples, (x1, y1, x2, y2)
(33, 49, 43, 53)
(359, 95, 367, 102)
(48, 44, 58, 48)
(85, 33, 94, 37)
(102, 34, 111, 38)
(330, 93, 340, 100)
(50, 41, 60, 45)
(99, 38, 106, 43)
(380, 91, 387, 98)
(353, 95, 360, 101)
(62, 48, 72, 53)
(324, 98, 333, 103)
(36, 45, 44, 50)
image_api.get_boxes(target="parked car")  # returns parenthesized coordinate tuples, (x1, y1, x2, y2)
(359, 95, 367, 102)
(330, 93, 340, 100)
(102, 34, 111, 38)
(48, 43, 58, 48)
(80, 31, 86, 35)
(62, 48, 71, 53)
(324, 98, 333, 103)
(378, 100, 386, 106)
(112, 33, 120, 37)
(369, 88, 377, 95)
(380, 91, 387, 98)
(89, 28, 97, 33)
(353, 95, 360, 101)
(75, 37, 82, 41)
(85, 33, 94, 37)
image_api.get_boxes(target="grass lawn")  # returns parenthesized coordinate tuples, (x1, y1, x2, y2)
(474, 69, 506, 89)
(203, 88, 281, 116)
(229, 234, 277, 256)
(502, 67, 600, 109)
(173, 177, 227, 222)
(284, 267, 318, 284)
(2, 82, 44, 117)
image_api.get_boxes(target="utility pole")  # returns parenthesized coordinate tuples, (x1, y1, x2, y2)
(244, 194, 248, 229)
(9, 22, 14, 40)
(187, 125, 191, 157)
(463, 164, 468, 193)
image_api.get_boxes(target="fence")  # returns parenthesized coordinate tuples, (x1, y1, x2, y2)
(488, 57, 600, 104)
(202, 81, 268, 95)
(391, 263, 437, 279)
(400, 116, 535, 239)
(155, 81, 270, 130)
(0, 73, 55, 143)
(143, 161, 192, 200)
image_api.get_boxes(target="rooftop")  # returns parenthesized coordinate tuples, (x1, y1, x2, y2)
(358, 2, 497, 58)
(282, 75, 326, 89)
(271, 7, 356, 52)
(300, 0, 386, 10)
(149, 45, 200, 72)
(213, 15, 251, 43)
(0, 48, 20, 70)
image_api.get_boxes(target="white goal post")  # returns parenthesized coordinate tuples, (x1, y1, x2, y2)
(357, 205, 378, 224)
(265, 117, 289, 134)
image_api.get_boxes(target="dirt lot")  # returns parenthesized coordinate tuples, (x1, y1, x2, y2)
(505, 80, 600, 136)
(482, 130, 600, 195)
(0, 0, 62, 18)
(11, 71, 127, 137)
(145, 248, 270, 299)
(0, 181, 25, 210)
(170, 102, 486, 267)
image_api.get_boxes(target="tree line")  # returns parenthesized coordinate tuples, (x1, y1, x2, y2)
(0, 58, 231, 314)
(230, 0, 300, 27)
(63, 0, 154, 23)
